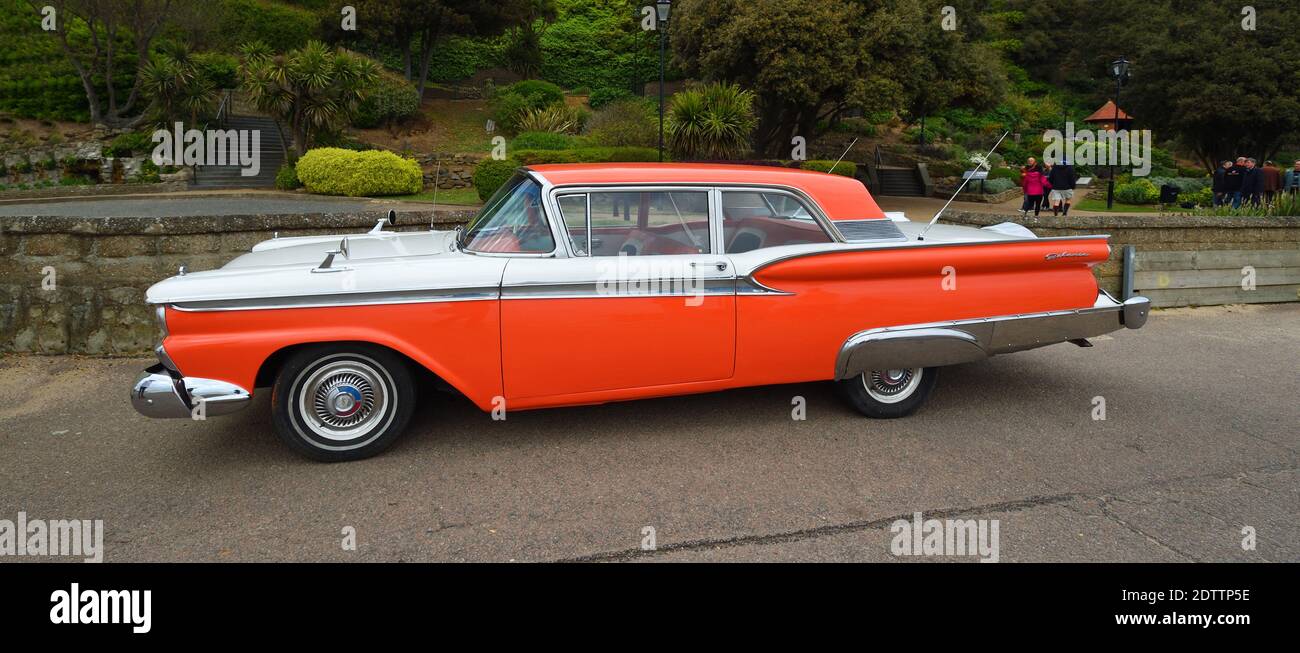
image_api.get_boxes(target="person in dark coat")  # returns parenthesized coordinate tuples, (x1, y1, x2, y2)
(1240, 158, 1264, 207)
(1212, 160, 1232, 206)
(1226, 157, 1246, 208)
(1046, 157, 1078, 216)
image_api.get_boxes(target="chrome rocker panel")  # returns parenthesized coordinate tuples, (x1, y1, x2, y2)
(132, 363, 251, 419)
(835, 292, 1151, 379)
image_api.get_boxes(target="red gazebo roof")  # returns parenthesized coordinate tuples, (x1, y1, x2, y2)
(1083, 100, 1133, 123)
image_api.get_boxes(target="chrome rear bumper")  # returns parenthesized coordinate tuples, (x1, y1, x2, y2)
(835, 291, 1151, 379)
(131, 356, 251, 419)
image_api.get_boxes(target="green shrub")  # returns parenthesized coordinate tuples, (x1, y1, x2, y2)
(133, 159, 161, 183)
(988, 166, 1022, 185)
(354, 72, 421, 129)
(832, 117, 877, 137)
(925, 161, 964, 178)
(585, 99, 656, 148)
(472, 157, 520, 201)
(192, 53, 240, 89)
(106, 132, 153, 157)
(1177, 186, 1213, 207)
(980, 177, 1016, 193)
(1114, 178, 1160, 205)
(515, 104, 585, 134)
(510, 146, 660, 166)
(589, 87, 635, 110)
(666, 83, 756, 160)
(296, 147, 423, 197)
(275, 162, 302, 190)
(492, 80, 566, 134)
(800, 160, 857, 178)
(511, 131, 572, 150)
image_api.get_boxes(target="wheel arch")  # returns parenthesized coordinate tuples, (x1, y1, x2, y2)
(253, 339, 486, 409)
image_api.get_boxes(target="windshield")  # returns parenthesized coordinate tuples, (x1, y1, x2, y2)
(460, 173, 555, 254)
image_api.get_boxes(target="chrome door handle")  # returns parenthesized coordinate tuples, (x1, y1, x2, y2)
(691, 261, 728, 271)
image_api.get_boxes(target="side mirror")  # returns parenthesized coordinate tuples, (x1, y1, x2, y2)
(386, 209, 397, 226)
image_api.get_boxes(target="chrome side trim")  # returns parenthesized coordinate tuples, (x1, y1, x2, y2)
(501, 278, 736, 299)
(168, 287, 500, 312)
(131, 365, 251, 419)
(736, 276, 794, 295)
(835, 292, 1151, 379)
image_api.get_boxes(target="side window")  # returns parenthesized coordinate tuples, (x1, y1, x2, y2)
(557, 194, 589, 256)
(721, 191, 831, 253)
(569, 190, 710, 256)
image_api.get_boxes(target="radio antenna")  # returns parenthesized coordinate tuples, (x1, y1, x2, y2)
(827, 138, 859, 175)
(429, 160, 441, 231)
(916, 130, 1009, 241)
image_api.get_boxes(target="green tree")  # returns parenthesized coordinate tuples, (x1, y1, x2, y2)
(240, 41, 380, 156)
(25, 0, 178, 127)
(503, 0, 557, 79)
(671, 0, 1004, 156)
(353, 0, 526, 97)
(138, 42, 221, 127)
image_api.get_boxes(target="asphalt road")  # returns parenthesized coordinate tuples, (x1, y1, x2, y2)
(1, 304, 1296, 562)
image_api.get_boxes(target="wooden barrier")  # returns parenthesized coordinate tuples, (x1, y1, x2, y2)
(1130, 249, 1300, 307)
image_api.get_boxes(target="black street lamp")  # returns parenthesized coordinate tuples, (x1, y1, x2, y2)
(656, 0, 671, 162)
(1106, 56, 1130, 210)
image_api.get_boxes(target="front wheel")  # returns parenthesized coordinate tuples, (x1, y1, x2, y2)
(271, 344, 415, 462)
(837, 367, 938, 419)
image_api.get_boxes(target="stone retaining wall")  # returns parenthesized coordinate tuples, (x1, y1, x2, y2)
(0, 209, 475, 355)
(944, 212, 1300, 297)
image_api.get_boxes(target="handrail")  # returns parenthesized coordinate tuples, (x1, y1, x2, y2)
(874, 144, 883, 168)
(215, 89, 232, 129)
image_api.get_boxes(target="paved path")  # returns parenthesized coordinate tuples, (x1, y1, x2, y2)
(1, 304, 1295, 562)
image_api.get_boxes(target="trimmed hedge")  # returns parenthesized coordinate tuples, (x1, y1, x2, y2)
(510, 146, 660, 165)
(799, 160, 857, 178)
(511, 131, 573, 150)
(296, 148, 423, 197)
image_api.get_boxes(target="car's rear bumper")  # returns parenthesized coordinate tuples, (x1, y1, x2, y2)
(131, 347, 251, 419)
(836, 291, 1150, 378)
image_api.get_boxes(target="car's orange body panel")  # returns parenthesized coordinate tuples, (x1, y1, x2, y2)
(161, 237, 1106, 413)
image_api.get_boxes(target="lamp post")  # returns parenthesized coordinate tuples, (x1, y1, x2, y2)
(1105, 56, 1130, 210)
(656, 0, 671, 162)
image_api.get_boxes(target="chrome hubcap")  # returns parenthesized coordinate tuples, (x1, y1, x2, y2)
(296, 358, 391, 442)
(864, 368, 923, 404)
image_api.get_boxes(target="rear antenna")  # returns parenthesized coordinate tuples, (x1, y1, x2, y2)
(826, 138, 859, 175)
(429, 160, 441, 231)
(916, 131, 1009, 242)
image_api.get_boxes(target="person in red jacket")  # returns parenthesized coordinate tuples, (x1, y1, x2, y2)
(1019, 158, 1047, 216)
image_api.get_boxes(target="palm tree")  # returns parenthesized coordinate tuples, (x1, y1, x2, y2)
(139, 42, 219, 128)
(240, 41, 380, 156)
(666, 83, 757, 160)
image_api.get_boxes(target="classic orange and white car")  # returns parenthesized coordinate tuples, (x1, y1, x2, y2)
(132, 163, 1150, 461)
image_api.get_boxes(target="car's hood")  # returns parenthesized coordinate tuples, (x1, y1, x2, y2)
(146, 230, 506, 307)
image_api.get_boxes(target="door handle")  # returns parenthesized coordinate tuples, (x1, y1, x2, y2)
(691, 261, 728, 271)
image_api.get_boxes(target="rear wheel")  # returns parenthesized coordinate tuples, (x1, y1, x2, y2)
(837, 367, 938, 418)
(271, 344, 415, 462)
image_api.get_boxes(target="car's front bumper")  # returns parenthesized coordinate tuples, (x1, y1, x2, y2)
(131, 347, 251, 419)
(835, 291, 1151, 379)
